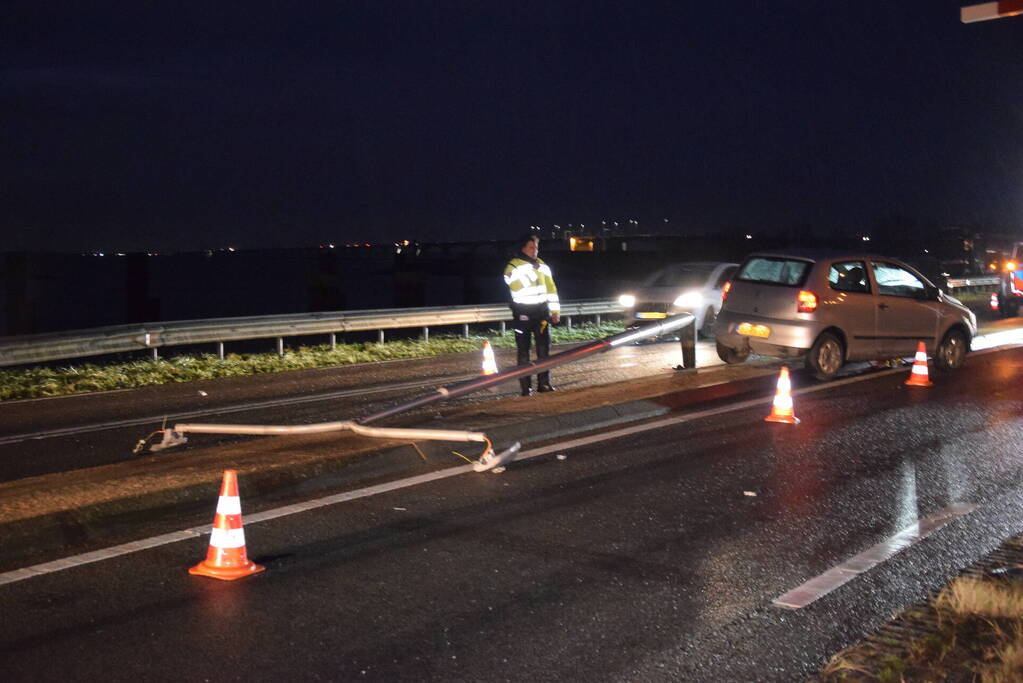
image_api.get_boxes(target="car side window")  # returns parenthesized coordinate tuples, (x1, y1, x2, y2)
(737, 258, 811, 286)
(871, 262, 926, 298)
(828, 261, 869, 294)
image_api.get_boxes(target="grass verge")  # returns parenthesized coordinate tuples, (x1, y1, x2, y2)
(0, 321, 626, 401)
(817, 557, 1023, 681)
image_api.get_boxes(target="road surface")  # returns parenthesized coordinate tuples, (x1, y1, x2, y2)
(2, 343, 1023, 681)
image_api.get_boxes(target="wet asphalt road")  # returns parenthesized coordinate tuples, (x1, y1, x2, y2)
(3, 345, 1023, 681)
(0, 338, 708, 482)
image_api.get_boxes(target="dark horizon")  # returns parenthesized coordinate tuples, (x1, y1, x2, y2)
(3, 1, 1021, 253)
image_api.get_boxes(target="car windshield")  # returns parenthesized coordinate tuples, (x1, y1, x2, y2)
(643, 266, 714, 288)
(736, 257, 811, 286)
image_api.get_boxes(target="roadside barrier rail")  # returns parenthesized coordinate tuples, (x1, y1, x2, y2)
(944, 275, 999, 293)
(0, 299, 624, 368)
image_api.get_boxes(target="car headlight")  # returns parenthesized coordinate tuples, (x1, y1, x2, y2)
(618, 294, 636, 308)
(672, 291, 703, 310)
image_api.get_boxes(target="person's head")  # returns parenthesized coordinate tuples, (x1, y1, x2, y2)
(518, 233, 539, 259)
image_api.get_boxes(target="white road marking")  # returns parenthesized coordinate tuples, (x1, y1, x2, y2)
(772, 503, 978, 610)
(0, 343, 1014, 587)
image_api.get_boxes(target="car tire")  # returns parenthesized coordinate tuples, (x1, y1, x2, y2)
(806, 332, 844, 381)
(935, 328, 967, 371)
(716, 340, 749, 365)
(699, 307, 716, 339)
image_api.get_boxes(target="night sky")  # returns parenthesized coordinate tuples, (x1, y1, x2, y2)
(2, 1, 1021, 253)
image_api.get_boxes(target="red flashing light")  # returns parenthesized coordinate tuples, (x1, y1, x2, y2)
(797, 290, 818, 313)
(721, 281, 731, 303)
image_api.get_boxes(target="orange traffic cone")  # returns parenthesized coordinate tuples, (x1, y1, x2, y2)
(189, 469, 265, 580)
(481, 340, 498, 376)
(905, 341, 933, 387)
(990, 293, 1000, 311)
(765, 366, 800, 424)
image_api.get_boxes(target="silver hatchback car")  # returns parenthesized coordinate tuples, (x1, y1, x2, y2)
(712, 251, 977, 380)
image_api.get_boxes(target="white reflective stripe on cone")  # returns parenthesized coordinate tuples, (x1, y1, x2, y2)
(912, 364, 928, 375)
(210, 527, 247, 549)
(216, 496, 242, 515)
(775, 395, 793, 410)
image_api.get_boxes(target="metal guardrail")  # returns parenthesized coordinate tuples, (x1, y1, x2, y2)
(945, 276, 999, 289)
(0, 299, 624, 368)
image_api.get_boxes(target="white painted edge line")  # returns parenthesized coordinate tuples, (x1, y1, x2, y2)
(0, 344, 1011, 587)
(772, 503, 979, 610)
(0, 467, 474, 588)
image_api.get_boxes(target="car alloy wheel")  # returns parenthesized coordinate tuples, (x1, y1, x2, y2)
(716, 340, 749, 364)
(807, 332, 843, 381)
(936, 328, 967, 371)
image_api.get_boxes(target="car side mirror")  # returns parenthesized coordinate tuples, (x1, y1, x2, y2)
(923, 284, 940, 301)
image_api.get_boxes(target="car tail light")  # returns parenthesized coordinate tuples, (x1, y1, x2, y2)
(797, 290, 818, 313)
(721, 281, 731, 303)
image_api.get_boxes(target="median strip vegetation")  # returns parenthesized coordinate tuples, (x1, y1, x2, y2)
(0, 321, 626, 401)
(816, 536, 1023, 682)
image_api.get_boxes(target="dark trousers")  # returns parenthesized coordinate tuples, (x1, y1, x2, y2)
(515, 315, 551, 392)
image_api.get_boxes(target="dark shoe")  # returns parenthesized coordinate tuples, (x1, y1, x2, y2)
(537, 384, 556, 393)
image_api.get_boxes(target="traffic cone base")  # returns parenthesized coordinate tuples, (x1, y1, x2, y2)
(189, 557, 265, 581)
(190, 470, 265, 581)
(905, 341, 933, 387)
(765, 366, 800, 424)
(765, 412, 800, 425)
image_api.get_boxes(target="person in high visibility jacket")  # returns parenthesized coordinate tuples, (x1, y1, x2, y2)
(504, 234, 561, 396)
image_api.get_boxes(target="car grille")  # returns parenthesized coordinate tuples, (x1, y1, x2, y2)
(635, 302, 670, 313)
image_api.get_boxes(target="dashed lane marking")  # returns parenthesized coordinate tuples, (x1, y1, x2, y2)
(772, 503, 978, 610)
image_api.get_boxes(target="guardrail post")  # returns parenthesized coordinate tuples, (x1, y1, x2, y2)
(462, 323, 469, 338)
(330, 333, 336, 350)
(151, 347, 159, 361)
(500, 321, 506, 334)
(566, 316, 573, 330)
(217, 342, 224, 360)
(277, 337, 284, 356)
(595, 314, 601, 326)
(378, 330, 385, 344)
(422, 326, 429, 342)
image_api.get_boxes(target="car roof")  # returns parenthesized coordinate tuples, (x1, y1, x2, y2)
(654, 261, 738, 269)
(743, 249, 906, 264)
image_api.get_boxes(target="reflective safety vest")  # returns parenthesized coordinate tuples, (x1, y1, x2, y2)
(504, 256, 560, 315)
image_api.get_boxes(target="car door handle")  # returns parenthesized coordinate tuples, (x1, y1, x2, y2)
(878, 303, 890, 310)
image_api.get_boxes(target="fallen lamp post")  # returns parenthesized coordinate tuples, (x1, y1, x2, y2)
(135, 313, 695, 472)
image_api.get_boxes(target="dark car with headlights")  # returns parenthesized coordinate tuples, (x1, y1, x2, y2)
(617, 262, 738, 338)
(712, 251, 976, 380)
